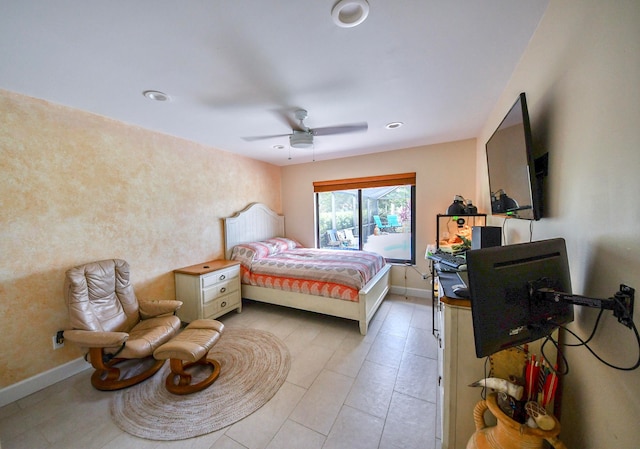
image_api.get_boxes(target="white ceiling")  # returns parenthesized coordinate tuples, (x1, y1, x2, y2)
(0, 1, 548, 166)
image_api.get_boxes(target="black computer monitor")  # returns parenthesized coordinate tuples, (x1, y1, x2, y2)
(466, 238, 574, 358)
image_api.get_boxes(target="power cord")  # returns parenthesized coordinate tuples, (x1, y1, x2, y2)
(540, 334, 570, 376)
(560, 296, 640, 371)
(501, 216, 509, 245)
(480, 355, 491, 400)
(563, 308, 605, 347)
(541, 301, 640, 372)
(498, 215, 535, 244)
(404, 262, 429, 281)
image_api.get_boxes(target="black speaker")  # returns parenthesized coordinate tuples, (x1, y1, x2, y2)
(471, 226, 502, 249)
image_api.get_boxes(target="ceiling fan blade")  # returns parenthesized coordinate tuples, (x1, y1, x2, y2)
(311, 122, 368, 136)
(242, 133, 290, 142)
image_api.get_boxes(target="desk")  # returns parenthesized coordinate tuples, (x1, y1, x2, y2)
(435, 274, 488, 449)
(437, 270, 469, 301)
(434, 271, 558, 449)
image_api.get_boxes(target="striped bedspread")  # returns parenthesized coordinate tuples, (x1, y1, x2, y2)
(231, 239, 386, 302)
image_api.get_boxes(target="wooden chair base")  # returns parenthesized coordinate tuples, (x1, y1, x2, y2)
(89, 349, 165, 391)
(165, 355, 221, 395)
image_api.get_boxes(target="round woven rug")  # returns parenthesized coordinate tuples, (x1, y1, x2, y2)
(109, 327, 290, 441)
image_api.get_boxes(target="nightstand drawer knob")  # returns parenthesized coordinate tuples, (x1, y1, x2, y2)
(221, 301, 227, 308)
(220, 287, 226, 293)
(219, 274, 226, 281)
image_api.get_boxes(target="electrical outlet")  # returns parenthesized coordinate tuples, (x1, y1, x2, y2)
(52, 330, 64, 350)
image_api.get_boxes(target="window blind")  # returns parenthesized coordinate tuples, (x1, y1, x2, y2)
(313, 172, 416, 193)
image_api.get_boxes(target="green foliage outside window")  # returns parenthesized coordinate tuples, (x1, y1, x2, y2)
(318, 211, 356, 234)
(315, 178, 414, 263)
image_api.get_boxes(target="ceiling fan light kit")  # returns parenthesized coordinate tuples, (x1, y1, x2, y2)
(289, 131, 314, 149)
(332, 0, 370, 28)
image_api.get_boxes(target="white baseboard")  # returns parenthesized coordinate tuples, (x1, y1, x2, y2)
(0, 358, 90, 408)
(389, 284, 431, 299)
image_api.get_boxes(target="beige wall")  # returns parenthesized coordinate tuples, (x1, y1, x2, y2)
(281, 139, 477, 291)
(476, 1, 640, 447)
(0, 90, 281, 388)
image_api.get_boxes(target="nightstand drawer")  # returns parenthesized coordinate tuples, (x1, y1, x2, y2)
(202, 265, 239, 288)
(203, 292, 240, 319)
(203, 277, 239, 303)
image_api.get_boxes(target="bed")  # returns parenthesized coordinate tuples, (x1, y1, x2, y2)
(224, 203, 391, 335)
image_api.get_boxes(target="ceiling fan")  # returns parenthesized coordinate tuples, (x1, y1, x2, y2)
(242, 109, 368, 148)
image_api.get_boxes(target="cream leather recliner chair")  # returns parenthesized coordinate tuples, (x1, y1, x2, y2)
(63, 259, 182, 390)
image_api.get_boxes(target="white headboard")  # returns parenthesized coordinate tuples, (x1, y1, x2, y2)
(224, 203, 285, 259)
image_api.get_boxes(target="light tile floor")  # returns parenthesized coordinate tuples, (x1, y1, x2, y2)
(0, 294, 442, 449)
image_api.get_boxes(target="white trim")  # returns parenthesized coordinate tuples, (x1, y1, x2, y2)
(0, 358, 90, 407)
(390, 285, 431, 299)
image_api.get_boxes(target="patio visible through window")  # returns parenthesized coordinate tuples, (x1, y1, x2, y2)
(314, 173, 415, 264)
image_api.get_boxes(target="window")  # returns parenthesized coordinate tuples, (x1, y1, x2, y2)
(314, 173, 416, 264)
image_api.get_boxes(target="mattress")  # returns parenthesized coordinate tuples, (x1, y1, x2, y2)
(230, 238, 386, 301)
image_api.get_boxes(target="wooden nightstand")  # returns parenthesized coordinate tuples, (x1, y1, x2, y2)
(173, 260, 242, 323)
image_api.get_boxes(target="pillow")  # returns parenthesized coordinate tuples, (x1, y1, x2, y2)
(230, 241, 276, 268)
(264, 237, 301, 252)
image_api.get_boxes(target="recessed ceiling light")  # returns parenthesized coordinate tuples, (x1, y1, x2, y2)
(331, 0, 370, 28)
(272, 144, 285, 150)
(385, 122, 404, 129)
(143, 90, 170, 102)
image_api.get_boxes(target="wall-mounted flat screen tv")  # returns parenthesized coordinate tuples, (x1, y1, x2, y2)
(485, 92, 542, 220)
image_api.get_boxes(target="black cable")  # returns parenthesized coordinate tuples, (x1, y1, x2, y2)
(540, 333, 570, 376)
(542, 298, 640, 372)
(564, 307, 605, 346)
(539, 291, 640, 371)
(559, 321, 640, 371)
(481, 355, 491, 400)
(554, 296, 640, 371)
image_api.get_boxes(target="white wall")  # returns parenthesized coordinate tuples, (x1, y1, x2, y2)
(476, 1, 640, 447)
(281, 139, 477, 293)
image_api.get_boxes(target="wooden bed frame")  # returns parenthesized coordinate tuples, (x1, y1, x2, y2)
(224, 203, 391, 335)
